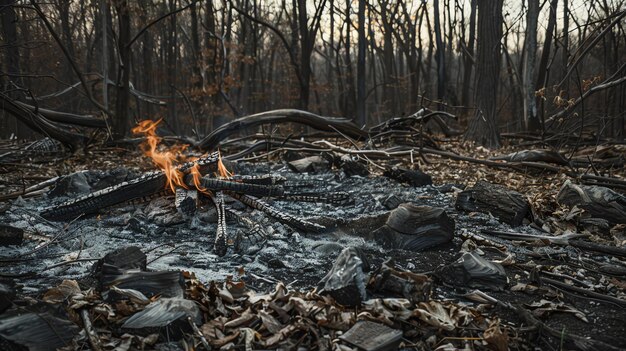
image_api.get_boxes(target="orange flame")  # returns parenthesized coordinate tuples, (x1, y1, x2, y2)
(190, 163, 212, 195)
(216, 152, 233, 179)
(132, 119, 188, 193)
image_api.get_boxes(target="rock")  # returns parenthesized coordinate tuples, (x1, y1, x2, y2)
(381, 194, 403, 210)
(373, 204, 454, 251)
(288, 155, 330, 173)
(122, 298, 201, 340)
(318, 247, 368, 306)
(102, 271, 185, 299)
(383, 167, 432, 187)
(0, 280, 15, 313)
(175, 188, 197, 217)
(93, 246, 147, 278)
(435, 252, 509, 291)
(0, 309, 79, 351)
(340, 155, 369, 177)
(557, 180, 626, 224)
(367, 260, 431, 303)
(48, 171, 91, 197)
(455, 180, 531, 226)
(0, 225, 23, 246)
(339, 321, 403, 351)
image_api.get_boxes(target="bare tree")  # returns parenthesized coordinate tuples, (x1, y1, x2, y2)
(522, 0, 540, 131)
(465, 0, 503, 147)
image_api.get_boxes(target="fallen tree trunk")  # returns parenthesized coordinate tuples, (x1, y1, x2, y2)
(0, 92, 87, 151)
(196, 109, 368, 151)
(13, 100, 106, 128)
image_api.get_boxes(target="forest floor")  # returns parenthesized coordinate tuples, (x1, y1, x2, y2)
(0, 137, 625, 350)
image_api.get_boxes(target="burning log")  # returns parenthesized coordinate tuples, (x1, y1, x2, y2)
(185, 175, 286, 197)
(41, 152, 220, 221)
(455, 180, 531, 226)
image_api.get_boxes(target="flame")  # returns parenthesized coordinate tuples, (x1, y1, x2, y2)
(190, 163, 211, 195)
(132, 119, 188, 193)
(132, 120, 233, 195)
(216, 152, 233, 179)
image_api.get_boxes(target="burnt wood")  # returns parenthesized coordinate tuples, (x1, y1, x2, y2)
(197, 109, 367, 150)
(41, 152, 220, 221)
(455, 180, 531, 226)
(227, 192, 325, 232)
(212, 191, 228, 256)
(0, 225, 23, 246)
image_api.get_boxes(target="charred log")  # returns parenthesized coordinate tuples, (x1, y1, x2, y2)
(0, 92, 87, 151)
(13, 100, 106, 128)
(197, 109, 367, 151)
(455, 180, 531, 226)
(41, 152, 220, 221)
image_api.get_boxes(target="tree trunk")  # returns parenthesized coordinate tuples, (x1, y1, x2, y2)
(0, 0, 25, 138)
(113, 0, 131, 139)
(297, 0, 311, 110)
(356, 0, 366, 127)
(522, 0, 540, 131)
(433, 0, 446, 107)
(535, 0, 558, 128)
(465, 0, 503, 148)
(167, 0, 178, 133)
(460, 0, 476, 112)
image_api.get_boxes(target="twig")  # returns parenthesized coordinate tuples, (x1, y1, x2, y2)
(188, 316, 211, 350)
(81, 309, 104, 351)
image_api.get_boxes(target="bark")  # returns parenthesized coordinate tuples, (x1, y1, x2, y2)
(433, 0, 446, 106)
(522, 0, 540, 131)
(465, 0, 503, 148)
(460, 0, 476, 111)
(113, 0, 131, 139)
(197, 109, 367, 151)
(535, 0, 558, 126)
(0, 0, 25, 137)
(356, 0, 366, 127)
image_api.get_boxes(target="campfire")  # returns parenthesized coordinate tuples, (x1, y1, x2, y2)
(41, 119, 349, 257)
